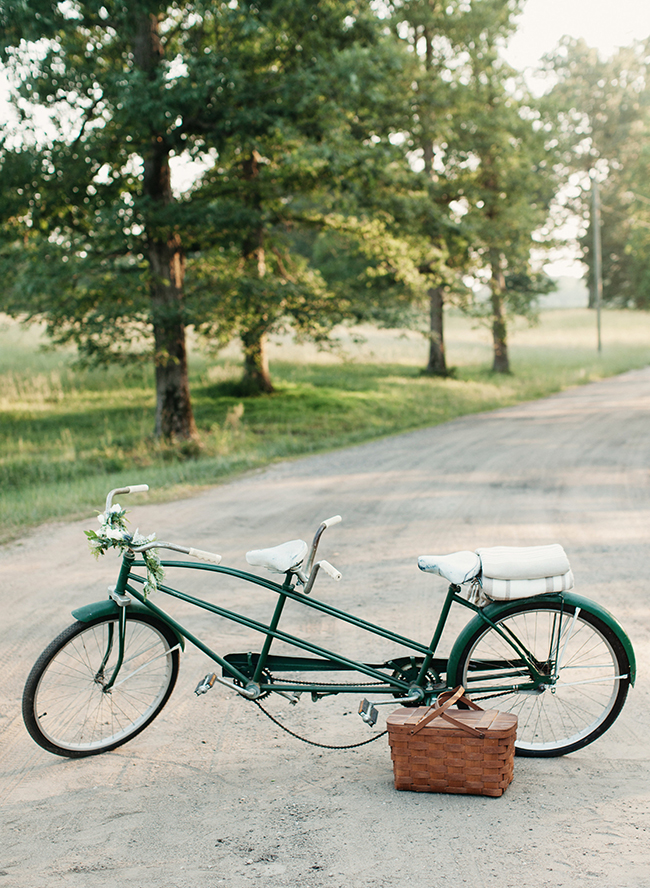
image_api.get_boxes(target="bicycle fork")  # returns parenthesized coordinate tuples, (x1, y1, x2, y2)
(97, 554, 136, 692)
(96, 589, 131, 692)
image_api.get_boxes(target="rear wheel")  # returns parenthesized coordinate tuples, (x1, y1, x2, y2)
(23, 614, 180, 757)
(452, 601, 631, 756)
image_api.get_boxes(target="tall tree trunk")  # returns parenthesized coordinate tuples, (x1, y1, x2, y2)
(425, 285, 448, 376)
(422, 29, 435, 176)
(239, 234, 274, 394)
(420, 29, 448, 377)
(135, 12, 196, 440)
(150, 234, 197, 438)
(239, 150, 274, 394)
(241, 326, 274, 394)
(490, 252, 510, 373)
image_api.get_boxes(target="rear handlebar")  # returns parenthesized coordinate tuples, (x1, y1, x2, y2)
(305, 515, 342, 575)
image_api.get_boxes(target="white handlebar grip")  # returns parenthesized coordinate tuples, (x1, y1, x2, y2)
(322, 515, 342, 528)
(318, 560, 342, 581)
(127, 485, 149, 494)
(189, 548, 222, 565)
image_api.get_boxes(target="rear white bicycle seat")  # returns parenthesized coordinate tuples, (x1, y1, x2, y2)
(418, 551, 481, 585)
(419, 544, 574, 600)
(246, 539, 309, 574)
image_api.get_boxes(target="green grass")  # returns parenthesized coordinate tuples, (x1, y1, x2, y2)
(1, 308, 649, 538)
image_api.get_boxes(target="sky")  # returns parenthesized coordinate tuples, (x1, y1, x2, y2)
(503, 0, 650, 278)
(506, 0, 650, 72)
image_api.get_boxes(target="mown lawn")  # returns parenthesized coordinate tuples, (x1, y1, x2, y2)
(1, 308, 649, 537)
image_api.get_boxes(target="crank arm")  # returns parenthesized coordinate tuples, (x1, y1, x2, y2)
(195, 672, 260, 699)
(379, 688, 423, 705)
(272, 688, 302, 704)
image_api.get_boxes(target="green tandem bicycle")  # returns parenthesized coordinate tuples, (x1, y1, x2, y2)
(22, 485, 635, 759)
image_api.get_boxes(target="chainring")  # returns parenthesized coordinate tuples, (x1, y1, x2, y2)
(389, 658, 439, 705)
(233, 669, 274, 700)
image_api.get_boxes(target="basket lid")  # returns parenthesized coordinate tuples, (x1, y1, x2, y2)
(387, 705, 517, 737)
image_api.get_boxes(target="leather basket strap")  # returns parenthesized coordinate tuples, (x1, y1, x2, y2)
(475, 709, 500, 730)
(409, 685, 465, 735)
(435, 689, 483, 712)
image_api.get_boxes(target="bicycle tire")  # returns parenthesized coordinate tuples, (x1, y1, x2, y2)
(23, 614, 180, 758)
(451, 600, 631, 757)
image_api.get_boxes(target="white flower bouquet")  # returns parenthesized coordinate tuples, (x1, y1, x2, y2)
(85, 504, 164, 597)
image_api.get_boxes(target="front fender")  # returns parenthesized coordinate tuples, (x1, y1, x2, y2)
(72, 599, 185, 651)
(447, 591, 635, 686)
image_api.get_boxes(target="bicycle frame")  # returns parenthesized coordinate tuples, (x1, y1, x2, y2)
(71, 548, 621, 705)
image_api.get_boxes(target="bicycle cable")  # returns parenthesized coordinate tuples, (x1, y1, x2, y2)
(253, 678, 514, 746)
(253, 700, 388, 750)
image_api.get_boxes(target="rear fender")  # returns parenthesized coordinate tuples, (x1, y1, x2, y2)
(72, 599, 185, 651)
(447, 591, 635, 686)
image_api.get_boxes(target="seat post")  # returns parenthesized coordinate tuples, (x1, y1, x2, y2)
(252, 575, 293, 683)
(417, 584, 460, 685)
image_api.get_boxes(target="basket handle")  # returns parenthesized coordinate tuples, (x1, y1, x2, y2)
(435, 688, 483, 711)
(409, 685, 488, 738)
(409, 685, 465, 735)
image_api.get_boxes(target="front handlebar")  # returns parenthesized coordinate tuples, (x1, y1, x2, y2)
(105, 484, 149, 513)
(132, 539, 222, 565)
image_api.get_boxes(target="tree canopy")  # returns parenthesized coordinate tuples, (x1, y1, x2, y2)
(1, 0, 415, 426)
(389, 0, 558, 373)
(2, 0, 641, 437)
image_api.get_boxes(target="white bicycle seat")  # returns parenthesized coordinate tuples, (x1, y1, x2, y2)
(418, 551, 481, 585)
(246, 539, 309, 574)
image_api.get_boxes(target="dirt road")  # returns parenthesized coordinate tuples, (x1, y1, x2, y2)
(2, 368, 649, 887)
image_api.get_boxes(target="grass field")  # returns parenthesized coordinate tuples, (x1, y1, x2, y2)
(1, 308, 649, 538)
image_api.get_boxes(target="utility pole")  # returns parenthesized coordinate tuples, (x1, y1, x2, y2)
(591, 174, 603, 353)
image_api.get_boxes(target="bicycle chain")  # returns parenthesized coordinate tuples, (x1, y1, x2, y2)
(471, 689, 515, 702)
(253, 701, 388, 750)
(261, 674, 513, 702)
(270, 678, 385, 689)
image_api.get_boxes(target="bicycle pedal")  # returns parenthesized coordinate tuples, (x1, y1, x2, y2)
(195, 673, 218, 696)
(358, 698, 378, 727)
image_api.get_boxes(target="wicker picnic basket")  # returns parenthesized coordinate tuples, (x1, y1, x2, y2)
(387, 687, 517, 797)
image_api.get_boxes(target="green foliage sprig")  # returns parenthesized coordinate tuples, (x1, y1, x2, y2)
(85, 504, 163, 598)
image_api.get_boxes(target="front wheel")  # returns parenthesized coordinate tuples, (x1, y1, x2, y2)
(23, 614, 180, 757)
(452, 601, 631, 757)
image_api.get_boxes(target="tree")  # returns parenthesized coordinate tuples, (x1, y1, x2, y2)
(0, 1, 402, 423)
(460, 91, 557, 373)
(441, 2, 557, 373)
(184, 11, 416, 393)
(386, 0, 557, 376)
(545, 38, 650, 308)
(0, 1, 219, 439)
(386, 0, 478, 376)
